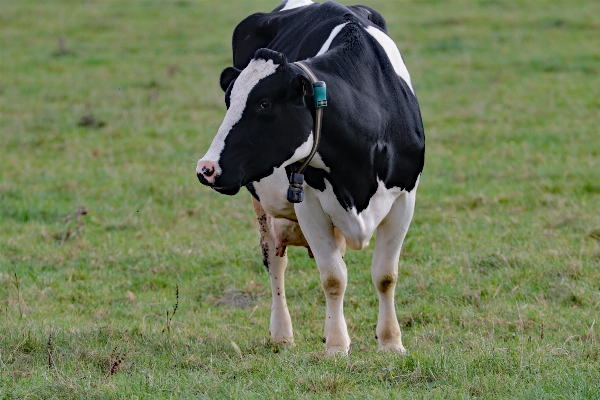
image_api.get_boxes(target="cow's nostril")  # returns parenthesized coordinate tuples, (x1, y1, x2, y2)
(202, 166, 215, 177)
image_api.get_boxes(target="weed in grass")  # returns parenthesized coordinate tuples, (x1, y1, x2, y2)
(77, 104, 106, 129)
(588, 228, 600, 241)
(54, 206, 88, 243)
(51, 36, 73, 58)
(12, 272, 23, 320)
(47, 330, 54, 369)
(162, 284, 179, 334)
(104, 346, 126, 382)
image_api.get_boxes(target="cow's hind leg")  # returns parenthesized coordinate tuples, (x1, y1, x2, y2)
(372, 189, 416, 353)
(252, 197, 294, 345)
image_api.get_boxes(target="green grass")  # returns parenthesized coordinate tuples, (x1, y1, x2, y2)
(1, 0, 599, 398)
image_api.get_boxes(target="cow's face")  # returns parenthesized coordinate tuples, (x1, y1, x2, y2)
(197, 49, 313, 195)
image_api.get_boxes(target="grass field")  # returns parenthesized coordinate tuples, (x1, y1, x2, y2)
(1, 0, 599, 398)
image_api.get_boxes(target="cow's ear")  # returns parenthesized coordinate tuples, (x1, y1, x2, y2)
(290, 73, 313, 107)
(254, 48, 288, 66)
(220, 67, 241, 92)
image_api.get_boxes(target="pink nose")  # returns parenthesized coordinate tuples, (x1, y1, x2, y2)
(196, 160, 218, 184)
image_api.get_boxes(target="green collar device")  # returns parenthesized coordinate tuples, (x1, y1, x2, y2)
(287, 61, 327, 204)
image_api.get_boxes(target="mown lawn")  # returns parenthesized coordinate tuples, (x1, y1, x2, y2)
(1, 0, 599, 398)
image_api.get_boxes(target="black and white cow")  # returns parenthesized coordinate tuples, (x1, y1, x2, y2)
(196, 0, 424, 354)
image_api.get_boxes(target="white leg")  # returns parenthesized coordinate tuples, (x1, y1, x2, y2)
(372, 189, 416, 353)
(252, 198, 293, 345)
(295, 191, 350, 354)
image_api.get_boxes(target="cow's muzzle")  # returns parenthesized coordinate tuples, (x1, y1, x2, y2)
(196, 159, 241, 195)
(196, 160, 219, 185)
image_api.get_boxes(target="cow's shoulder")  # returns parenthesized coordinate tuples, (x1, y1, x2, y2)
(273, 0, 314, 12)
(231, 2, 384, 69)
(231, 12, 281, 69)
(347, 5, 387, 32)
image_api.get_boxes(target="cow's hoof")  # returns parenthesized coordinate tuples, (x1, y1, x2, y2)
(378, 343, 406, 354)
(325, 344, 350, 356)
(270, 336, 295, 346)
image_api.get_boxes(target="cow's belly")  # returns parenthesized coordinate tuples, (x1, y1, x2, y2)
(254, 170, 406, 251)
(252, 167, 298, 221)
(315, 179, 404, 250)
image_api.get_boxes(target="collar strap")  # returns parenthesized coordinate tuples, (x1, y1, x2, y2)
(287, 61, 327, 203)
(294, 61, 327, 109)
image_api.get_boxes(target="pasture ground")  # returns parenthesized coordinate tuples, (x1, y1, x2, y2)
(1, 0, 599, 398)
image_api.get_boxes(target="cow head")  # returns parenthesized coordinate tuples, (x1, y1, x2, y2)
(197, 49, 314, 195)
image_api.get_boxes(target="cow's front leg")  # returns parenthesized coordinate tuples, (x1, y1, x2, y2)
(295, 192, 350, 354)
(252, 197, 293, 345)
(372, 189, 416, 353)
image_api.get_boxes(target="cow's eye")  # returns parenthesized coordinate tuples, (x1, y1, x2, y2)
(259, 100, 271, 110)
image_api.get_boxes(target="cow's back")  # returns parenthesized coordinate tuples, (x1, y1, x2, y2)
(231, 2, 386, 70)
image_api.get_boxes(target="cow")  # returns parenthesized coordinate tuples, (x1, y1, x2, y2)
(196, 0, 424, 354)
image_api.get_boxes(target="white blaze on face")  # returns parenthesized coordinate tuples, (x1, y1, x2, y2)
(197, 59, 279, 174)
(280, 0, 313, 11)
(365, 26, 414, 94)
